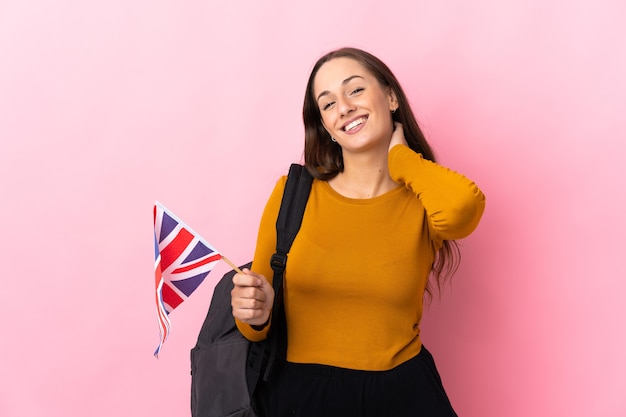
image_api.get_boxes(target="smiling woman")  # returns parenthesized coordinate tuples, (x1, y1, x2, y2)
(314, 58, 398, 166)
(230, 47, 486, 417)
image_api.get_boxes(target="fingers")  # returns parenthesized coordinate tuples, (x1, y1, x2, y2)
(389, 122, 407, 150)
(232, 268, 263, 287)
(231, 269, 274, 326)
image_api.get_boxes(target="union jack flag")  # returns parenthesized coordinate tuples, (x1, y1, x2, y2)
(153, 201, 223, 357)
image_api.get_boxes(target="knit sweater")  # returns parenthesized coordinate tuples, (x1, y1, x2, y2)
(236, 144, 485, 371)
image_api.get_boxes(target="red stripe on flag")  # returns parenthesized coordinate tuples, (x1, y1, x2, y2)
(172, 254, 222, 274)
(162, 283, 184, 309)
(159, 228, 194, 271)
(155, 260, 163, 286)
(155, 291, 169, 334)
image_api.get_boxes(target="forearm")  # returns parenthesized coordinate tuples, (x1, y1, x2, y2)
(236, 177, 286, 341)
(388, 144, 486, 240)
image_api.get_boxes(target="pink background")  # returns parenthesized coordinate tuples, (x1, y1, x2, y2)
(1, 0, 625, 416)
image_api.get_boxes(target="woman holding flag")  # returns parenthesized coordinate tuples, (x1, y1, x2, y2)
(231, 47, 485, 416)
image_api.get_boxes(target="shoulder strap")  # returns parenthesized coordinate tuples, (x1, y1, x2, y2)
(261, 164, 313, 382)
(270, 163, 313, 287)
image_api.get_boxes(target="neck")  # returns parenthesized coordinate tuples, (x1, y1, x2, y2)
(329, 151, 396, 199)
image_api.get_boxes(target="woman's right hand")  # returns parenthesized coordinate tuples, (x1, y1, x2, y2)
(231, 268, 274, 327)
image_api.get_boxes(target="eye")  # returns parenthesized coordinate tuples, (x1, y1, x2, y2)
(321, 101, 335, 111)
(350, 87, 364, 95)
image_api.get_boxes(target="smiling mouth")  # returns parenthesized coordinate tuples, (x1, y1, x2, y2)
(343, 117, 367, 132)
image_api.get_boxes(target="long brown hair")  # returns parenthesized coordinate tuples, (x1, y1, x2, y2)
(302, 47, 460, 298)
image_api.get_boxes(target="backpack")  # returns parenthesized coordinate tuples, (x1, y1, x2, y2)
(190, 164, 313, 417)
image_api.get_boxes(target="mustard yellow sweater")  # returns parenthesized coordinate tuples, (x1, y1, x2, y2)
(237, 144, 485, 371)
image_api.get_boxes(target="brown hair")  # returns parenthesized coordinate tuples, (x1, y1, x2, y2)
(302, 47, 460, 298)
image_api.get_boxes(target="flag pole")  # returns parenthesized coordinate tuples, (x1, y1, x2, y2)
(221, 255, 243, 273)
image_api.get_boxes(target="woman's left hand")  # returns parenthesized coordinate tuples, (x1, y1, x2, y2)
(389, 122, 408, 151)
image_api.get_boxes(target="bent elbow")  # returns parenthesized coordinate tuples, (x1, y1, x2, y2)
(432, 190, 486, 240)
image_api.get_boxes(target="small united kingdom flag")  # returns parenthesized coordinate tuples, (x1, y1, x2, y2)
(153, 201, 223, 357)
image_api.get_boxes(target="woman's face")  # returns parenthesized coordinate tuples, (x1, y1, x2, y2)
(313, 57, 397, 154)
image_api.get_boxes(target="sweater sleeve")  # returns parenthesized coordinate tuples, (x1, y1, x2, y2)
(388, 144, 486, 242)
(235, 176, 287, 342)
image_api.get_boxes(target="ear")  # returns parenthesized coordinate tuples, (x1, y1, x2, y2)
(387, 89, 399, 112)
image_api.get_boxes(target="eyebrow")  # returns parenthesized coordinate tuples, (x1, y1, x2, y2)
(316, 75, 365, 102)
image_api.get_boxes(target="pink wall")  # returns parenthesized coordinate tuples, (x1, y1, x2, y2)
(1, 1, 625, 416)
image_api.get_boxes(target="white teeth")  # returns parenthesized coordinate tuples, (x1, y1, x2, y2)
(344, 117, 365, 131)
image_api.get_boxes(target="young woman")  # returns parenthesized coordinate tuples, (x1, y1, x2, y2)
(231, 47, 486, 416)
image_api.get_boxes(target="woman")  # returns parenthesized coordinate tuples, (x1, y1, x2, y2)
(231, 47, 486, 416)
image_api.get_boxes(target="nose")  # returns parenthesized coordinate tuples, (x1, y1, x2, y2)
(336, 96, 355, 117)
